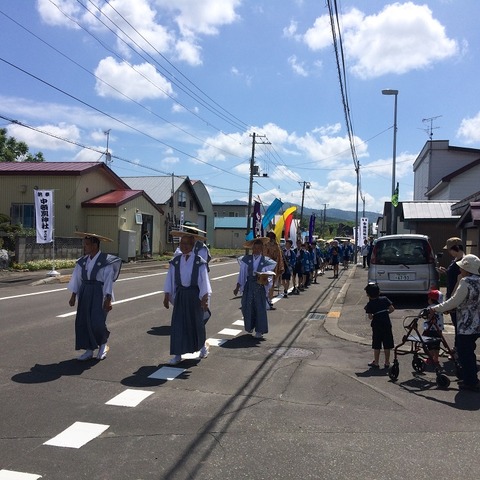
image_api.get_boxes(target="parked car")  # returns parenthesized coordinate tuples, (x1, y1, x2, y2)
(368, 234, 438, 295)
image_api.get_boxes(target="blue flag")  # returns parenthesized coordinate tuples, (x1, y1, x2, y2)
(261, 198, 284, 231)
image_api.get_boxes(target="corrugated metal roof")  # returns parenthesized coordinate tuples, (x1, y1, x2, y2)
(402, 202, 460, 220)
(82, 190, 143, 207)
(0, 161, 103, 174)
(214, 217, 248, 228)
(122, 176, 185, 204)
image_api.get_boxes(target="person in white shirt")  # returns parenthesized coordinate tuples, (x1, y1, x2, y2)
(234, 238, 276, 339)
(164, 232, 212, 365)
(68, 233, 121, 361)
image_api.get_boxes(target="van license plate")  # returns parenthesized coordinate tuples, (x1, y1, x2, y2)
(390, 273, 415, 281)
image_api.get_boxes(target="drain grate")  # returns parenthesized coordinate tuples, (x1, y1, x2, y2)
(269, 347, 314, 358)
(307, 312, 326, 321)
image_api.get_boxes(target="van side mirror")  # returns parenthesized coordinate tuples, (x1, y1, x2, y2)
(436, 252, 443, 260)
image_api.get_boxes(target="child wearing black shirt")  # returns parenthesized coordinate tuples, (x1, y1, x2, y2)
(364, 283, 395, 369)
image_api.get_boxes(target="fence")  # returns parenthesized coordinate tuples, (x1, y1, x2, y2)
(15, 237, 83, 264)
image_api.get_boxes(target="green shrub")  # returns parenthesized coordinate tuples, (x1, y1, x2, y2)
(12, 259, 77, 271)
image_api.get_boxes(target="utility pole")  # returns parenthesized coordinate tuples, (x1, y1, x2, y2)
(299, 181, 311, 233)
(322, 203, 328, 238)
(245, 133, 270, 248)
(104, 129, 112, 166)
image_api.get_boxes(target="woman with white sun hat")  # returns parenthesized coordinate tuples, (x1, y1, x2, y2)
(429, 254, 480, 391)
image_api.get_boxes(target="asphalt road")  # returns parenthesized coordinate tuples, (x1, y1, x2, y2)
(1, 261, 480, 480)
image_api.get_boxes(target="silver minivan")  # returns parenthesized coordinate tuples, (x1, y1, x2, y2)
(368, 234, 438, 295)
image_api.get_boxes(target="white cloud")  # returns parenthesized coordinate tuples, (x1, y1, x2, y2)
(94, 57, 174, 101)
(73, 148, 106, 162)
(300, 3, 459, 79)
(175, 39, 203, 66)
(230, 66, 253, 86)
(156, 0, 241, 37)
(36, 0, 82, 28)
(270, 165, 301, 183)
(37, 0, 241, 66)
(283, 20, 299, 39)
(457, 112, 480, 144)
(161, 156, 180, 166)
(288, 55, 308, 77)
(7, 122, 80, 151)
(102, 0, 174, 58)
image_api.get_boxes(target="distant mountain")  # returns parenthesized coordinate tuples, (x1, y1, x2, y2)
(217, 200, 380, 224)
(288, 204, 380, 224)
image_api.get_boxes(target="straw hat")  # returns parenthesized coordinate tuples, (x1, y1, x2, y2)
(443, 237, 463, 250)
(456, 254, 480, 275)
(74, 231, 113, 242)
(170, 229, 207, 242)
(243, 237, 270, 248)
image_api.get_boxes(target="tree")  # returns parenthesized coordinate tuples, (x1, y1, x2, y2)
(0, 128, 44, 162)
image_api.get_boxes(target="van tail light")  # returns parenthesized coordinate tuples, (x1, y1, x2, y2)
(370, 245, 378, 264)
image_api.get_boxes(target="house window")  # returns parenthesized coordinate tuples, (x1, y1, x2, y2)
(11, 203, 35, 228)
(189, 199, 194, 211)
(178, 191, 186, 207)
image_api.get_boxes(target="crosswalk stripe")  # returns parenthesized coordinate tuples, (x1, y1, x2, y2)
(43, 421, 109, 449)
(105, 389, 154, 407)
(218, 328, 242, 336)
(148, 366, 185, 380)
(0, 471, 42, 480)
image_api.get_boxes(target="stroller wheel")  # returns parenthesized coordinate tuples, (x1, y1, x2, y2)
(412, 357, 425, 373)
(388, 363, 399, 381)
(436, 374, 450, 389)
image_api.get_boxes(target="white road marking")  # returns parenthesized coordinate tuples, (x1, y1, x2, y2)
(206, 338, 228, 347)
(232, 320, 244, 326)
(218, 328, 242, 336)
(210, 272, 237, 280)
(0, 471, 42, 480)
(0, 288, 67, 301)
(148, 366, 185, 380)
(57, 291, 164, 317)
(105, 389, 154, 407)
(43, 421, 109, 449)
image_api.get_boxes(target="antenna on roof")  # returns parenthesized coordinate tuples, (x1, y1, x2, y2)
(421, 116, 442, 141)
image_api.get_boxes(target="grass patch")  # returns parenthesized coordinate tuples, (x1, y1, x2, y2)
(11, 249, 243, 271)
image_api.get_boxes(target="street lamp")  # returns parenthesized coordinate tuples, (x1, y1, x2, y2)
(382, 89, 398, 235)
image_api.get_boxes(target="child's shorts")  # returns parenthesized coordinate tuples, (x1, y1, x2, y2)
(372, 324, 394, 350)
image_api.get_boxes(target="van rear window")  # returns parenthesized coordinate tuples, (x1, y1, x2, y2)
(371, 239, 432, 265)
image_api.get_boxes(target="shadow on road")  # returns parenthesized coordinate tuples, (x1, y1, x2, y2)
(11, 359, 94, 384)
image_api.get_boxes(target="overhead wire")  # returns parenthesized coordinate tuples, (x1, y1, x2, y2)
(0, 9, 248, 163)
(0, 113, 249, 195)
(72, 0, 248, 133)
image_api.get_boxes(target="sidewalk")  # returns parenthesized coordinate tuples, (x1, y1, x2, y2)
(326, 263, 456, 351)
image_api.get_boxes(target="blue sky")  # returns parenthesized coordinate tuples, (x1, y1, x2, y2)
(1, 0, 479, 213)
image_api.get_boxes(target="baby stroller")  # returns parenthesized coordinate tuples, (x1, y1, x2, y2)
(388, 309, 461, 388)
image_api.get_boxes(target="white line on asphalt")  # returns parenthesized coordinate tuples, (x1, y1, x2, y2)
(43, 421, 109, 449)
(210, 272, 237, 280)
(57, 291, 164, 317)
(0, 287, 67, 301)
(218, 328, 242, 336)
(148, 366, 185, 380)
(105, 389, 154, 407)
(0, 470, 42, 480)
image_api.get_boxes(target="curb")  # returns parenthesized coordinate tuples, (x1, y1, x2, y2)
(324, 264, 370, 346)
